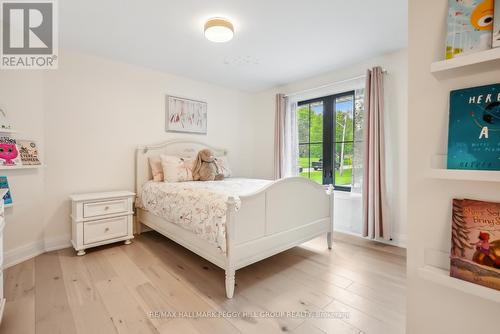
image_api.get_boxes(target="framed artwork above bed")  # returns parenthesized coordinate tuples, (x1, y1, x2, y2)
(165, 95, 207, 134)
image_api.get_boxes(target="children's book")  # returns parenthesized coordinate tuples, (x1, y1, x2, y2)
(450, 199, 500, 291)
(494, 0, 500, 48)
(446, 0, 494, 59)
(0, 137, 21, 166)
(0, 176, 12, 206)
(16, 140, 41, 165)
(447, 83, 500, 170)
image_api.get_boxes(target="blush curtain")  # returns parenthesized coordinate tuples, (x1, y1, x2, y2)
(274, 94, 286, 179)
(274, 94, 298, 179)
(362, 67, 390, 240)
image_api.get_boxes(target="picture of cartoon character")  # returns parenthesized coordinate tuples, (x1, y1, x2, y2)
(470, 0, 494, 30)
(446, 0, 494, 58)
(0, 143, 19, 166)
(472, 231, 500, 268)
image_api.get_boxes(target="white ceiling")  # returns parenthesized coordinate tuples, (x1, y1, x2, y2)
(60, 0, 408, 92)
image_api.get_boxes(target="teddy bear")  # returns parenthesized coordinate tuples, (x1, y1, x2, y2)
(192, 149, 224, 181)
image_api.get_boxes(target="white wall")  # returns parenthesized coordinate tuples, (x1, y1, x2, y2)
(252, 49, 408, 246)
(1, 50, 256, 265)
(0, 71, 46, 263)
(407, 1, 500, 333)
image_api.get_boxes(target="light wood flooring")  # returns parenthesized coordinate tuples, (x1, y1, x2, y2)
(0, 232, 406, 334)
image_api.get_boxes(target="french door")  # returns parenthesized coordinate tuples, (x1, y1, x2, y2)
(298, 91, 355, 191)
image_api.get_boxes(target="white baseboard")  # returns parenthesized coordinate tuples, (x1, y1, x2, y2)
(4, 234, 71, 269)
(334, 228, 407, 249)
(43, 234, 72, 252)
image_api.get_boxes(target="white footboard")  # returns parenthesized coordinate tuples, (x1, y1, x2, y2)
(224, 177, 333, 297)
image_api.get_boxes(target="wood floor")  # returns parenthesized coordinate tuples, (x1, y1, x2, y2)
(0, 232, 406, 334)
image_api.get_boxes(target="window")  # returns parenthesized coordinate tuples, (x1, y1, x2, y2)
(298, 91, 358, 191)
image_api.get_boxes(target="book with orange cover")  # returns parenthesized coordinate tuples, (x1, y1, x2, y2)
(450, 198, 500, 291)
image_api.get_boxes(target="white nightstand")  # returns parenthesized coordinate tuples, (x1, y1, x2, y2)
(70, 191, 135, 256)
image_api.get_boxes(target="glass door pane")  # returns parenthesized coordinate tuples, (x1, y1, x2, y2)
(298, 100, 324, 184)
(309, 101, 324, 184)
(309, 143, 323, 184)
(334, 93, 354, 189)
(335, 142, 353, 187)
(298, 105, 310, 143)
(309, 101, 323, 143)
(299, 144, 309, 178)
(335, 95, 354, 143)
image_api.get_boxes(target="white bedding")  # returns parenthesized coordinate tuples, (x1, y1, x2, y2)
(139, 178, 272, 252)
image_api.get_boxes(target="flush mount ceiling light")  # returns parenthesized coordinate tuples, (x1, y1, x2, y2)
(204, 18, 234, 43)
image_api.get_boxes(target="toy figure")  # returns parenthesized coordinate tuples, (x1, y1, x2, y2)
(472, 232, 500, 268)
(0, 143, 18, 166)
(470, 0, 494, 31)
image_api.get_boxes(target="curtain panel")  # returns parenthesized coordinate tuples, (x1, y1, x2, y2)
(274, 94, 286, 179)
(275, 94, 298, 179)
(362, 66, 390, 240)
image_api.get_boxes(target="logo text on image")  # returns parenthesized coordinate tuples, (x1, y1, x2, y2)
(1, 0, 58, 69)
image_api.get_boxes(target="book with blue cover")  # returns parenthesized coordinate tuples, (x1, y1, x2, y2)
(447, 83, 500, 170)
(0, 176, 12, 205)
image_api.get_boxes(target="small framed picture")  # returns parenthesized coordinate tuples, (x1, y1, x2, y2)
(165, 95, 207, 134)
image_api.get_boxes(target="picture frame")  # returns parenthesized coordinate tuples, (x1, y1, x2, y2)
(165, 95, 207, 134)
(0, 108, 12, 131)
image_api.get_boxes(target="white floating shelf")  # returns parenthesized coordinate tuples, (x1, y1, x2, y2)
(0, 129, 16, 135)
(429, 154, 500, 182)
(419, 265, 500, 304)
(0, 165, 44, 170)
(429, 168, 500, 182)
(431, 48, 500, 73)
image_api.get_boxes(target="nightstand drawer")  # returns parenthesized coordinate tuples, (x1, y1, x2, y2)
(83, 199, 128, 218)
(84, 216, 128, 245)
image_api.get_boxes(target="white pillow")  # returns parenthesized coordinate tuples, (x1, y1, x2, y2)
(148, 156, 164, 182)
(160, 155, 194, 182)
(214, 156, 232, 178)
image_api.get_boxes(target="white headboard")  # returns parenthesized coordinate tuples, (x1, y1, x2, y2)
(135, 139, 228, 194)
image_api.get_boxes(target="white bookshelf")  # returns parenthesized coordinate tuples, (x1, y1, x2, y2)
(429, 155, 500, 183)
(418, 265, 500, 304)
(0, 129, 16, 135)
(431, 48, 500, 73)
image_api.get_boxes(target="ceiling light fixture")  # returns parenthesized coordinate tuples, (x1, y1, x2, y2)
(204, 18, 234, 43)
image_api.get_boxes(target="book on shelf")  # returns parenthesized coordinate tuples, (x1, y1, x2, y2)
(0, 176, 12, 206)
(494, 0, 500, 48)
(0, 136, 21, 166)
(447, 83, 500, 171)
(450, 199, 500, 292)
(445, 0, 494, 59)
(16, 140, 41, 165)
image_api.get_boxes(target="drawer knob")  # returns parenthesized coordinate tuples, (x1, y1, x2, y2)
(104, 227, 110, 232)
(104, 206, 110, 210)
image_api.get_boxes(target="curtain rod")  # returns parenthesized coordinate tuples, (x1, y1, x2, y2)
(284, 69, 388, 98)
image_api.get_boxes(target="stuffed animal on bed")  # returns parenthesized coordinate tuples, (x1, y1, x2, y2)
(192, 149, 224, 181)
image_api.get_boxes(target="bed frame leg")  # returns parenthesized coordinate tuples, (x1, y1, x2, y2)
(225, 269, 235, 299)
(327, 232, 332, 250)
(136, 220, 142, 235)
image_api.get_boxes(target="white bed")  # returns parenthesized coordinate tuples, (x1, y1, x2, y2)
(135, 139, 334, 298)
